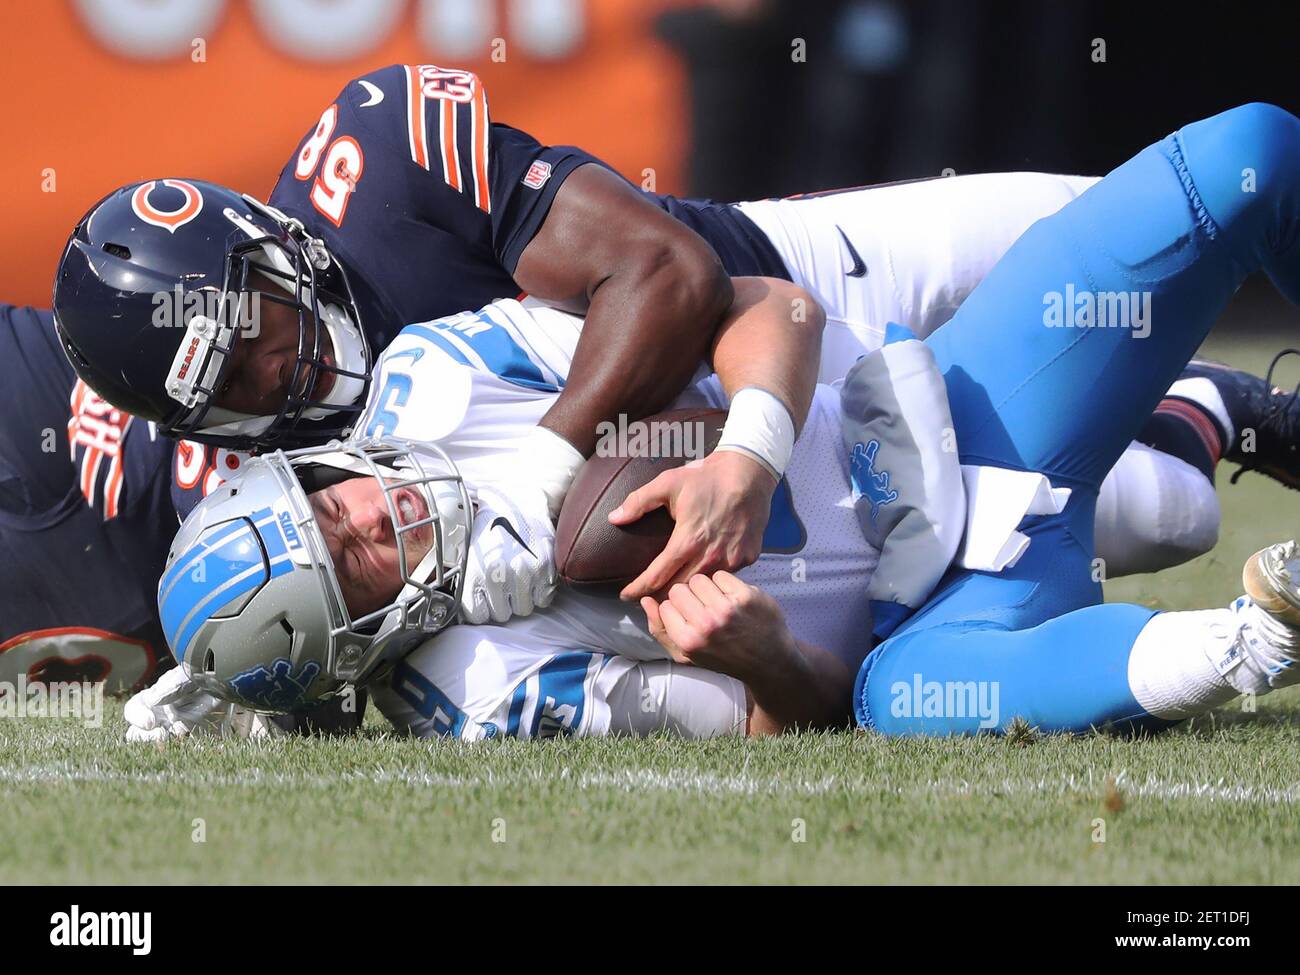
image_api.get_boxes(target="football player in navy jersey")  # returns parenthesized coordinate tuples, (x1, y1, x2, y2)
(0, 303, 174, 693)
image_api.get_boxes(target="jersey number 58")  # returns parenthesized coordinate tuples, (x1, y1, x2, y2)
(295, 103, 365, 228)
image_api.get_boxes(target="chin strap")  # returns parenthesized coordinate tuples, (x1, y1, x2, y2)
(353, 543, 457, 683)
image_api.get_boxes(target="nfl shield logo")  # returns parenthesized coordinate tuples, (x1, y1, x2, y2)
(523, 160, 553, 190)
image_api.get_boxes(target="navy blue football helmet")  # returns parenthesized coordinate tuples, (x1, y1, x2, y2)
(53, 179, 371, 450)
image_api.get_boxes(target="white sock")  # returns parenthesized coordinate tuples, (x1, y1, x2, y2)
(1127, 598, 1300, 720)
(1127, 609, 1242, 720)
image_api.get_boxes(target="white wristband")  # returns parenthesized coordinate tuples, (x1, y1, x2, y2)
(714, 386, 795, 479)
(520, 425, 586, 521)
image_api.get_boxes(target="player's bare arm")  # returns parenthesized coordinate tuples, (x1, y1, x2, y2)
(642, 571, 853, 735)
(515, 163, 734, 457)
(613, 276, 826, 599)
(708, 277, 823, 437)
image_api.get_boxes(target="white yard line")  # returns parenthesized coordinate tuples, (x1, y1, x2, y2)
(0, 763, 1297, 805)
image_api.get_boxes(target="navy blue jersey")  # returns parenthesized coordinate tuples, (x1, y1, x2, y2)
(169, 438, 249, 522)
(175, 64, 789, 524)
(0, 304, 175, 691)
(268, 64, 788, 344)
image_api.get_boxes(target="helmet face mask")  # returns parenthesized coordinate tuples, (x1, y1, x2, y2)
(279, 438, 472, 676)
(159, 437, 472, 710)
(54, 180, 372, 452)
(169, 217, 372, 449)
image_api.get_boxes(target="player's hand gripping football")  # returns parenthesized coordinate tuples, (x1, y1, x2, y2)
(612, 450, 777, 600)
(460, 482, 558, 624)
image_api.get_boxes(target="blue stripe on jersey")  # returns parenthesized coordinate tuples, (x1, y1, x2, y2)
(400, 323, 473, 369)
(760, 476, 807, 554)
(530, 652, 593, 738)
(391, 659, 471, 738)
(474, 305, 568, 390)
(405, 313, 560, 393)
(506, 678, 528, 738)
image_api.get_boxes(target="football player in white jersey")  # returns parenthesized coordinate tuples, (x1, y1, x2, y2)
(143, 237, 1235, 740)
(136, 261, 1300, 744)
(356, 287, 883, 737)
(134, 276, 891, 738)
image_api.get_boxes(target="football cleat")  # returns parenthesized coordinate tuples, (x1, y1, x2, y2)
(1242, 539, 1300, 629)
(1174, 353, 1300, 489)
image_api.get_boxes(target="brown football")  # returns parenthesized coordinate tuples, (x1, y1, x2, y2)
(555, 407, 728, 588)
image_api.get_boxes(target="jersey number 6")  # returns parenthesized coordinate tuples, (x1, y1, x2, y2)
(295, 103, 365, 228)
(364, 372, 413, 437)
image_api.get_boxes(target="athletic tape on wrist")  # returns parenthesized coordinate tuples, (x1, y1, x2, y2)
(714, 386, 795, 478)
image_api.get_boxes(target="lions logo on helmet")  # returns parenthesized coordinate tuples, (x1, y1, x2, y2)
(229, 659, 323, 711)
(158, 437, 471, 711)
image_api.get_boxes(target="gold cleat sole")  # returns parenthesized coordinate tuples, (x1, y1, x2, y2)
(1243, 540, 1300, 628)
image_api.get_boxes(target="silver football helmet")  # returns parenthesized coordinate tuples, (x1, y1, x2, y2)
(157, 437, 471, 711)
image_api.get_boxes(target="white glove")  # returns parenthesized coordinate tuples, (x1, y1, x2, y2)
(123, 666, 284, 742)
(460, 482, 558, 624)
(518, 426, 586, 521)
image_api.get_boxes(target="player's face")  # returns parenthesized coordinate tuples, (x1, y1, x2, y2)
(308, 476, 434, 618)
(213, 272, 338, 416)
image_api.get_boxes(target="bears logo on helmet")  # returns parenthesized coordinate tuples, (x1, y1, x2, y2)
(54, 178, 372, 450)
(129, 179, 204, 233)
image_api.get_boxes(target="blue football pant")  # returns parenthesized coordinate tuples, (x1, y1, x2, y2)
(857, 103, 1300, 735)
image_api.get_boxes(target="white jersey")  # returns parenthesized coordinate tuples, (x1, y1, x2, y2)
(740, 172, 1223, 594)
(737, 173, 1100, 382)
(361, 297, 877, 740)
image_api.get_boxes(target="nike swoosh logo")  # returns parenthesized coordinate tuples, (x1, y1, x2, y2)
(836, 226, 868, 278)
(387, 348, 424, 364)
(490, 516, 534, 556)
(357, 79, 384, 108)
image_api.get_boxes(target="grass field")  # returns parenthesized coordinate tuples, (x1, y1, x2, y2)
(3, 307, 1300, 886)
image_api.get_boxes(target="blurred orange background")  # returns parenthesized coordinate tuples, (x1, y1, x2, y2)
(0, 0, 696, 308)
